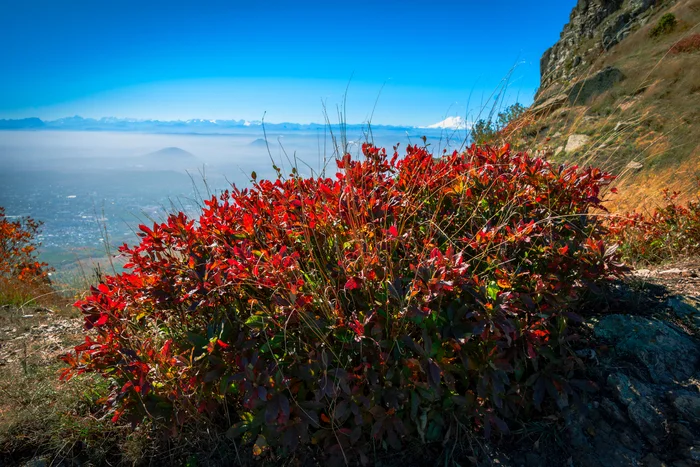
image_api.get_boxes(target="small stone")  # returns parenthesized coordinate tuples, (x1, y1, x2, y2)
(687, 446, 700, 462)
(658, 268, 685, 275)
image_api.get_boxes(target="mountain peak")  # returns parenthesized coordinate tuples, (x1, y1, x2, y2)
(423, 116, 469, 130)
(143, 147, 196, 160)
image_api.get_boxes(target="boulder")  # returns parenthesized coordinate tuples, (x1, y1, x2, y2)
(568, 67, 625, 105)
(530, 94, 568, 114)
(595, 315, 700, 384)
(565, 134, 591, 153)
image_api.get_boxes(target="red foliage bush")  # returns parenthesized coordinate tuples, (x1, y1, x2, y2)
(670, 33, 700, 54)
(62, 144, 624, 462)
(607, 189, 700, 264)
(0, 207, 51, 302)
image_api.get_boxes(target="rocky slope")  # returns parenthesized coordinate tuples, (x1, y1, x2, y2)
(498, 262, 700, 467)
(511, 0, 700, 211)
(539, 0, 661, 93)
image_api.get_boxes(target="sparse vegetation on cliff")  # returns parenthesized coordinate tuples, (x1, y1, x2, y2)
(507, 0, 700, 212)
(649, 12, 677, 38)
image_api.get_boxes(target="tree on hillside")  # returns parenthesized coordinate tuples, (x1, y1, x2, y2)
(471, 103, 526, 145)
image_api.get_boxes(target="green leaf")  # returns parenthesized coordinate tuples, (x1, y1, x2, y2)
(245, 314, 266, 330)
(487, 281, 499, 301)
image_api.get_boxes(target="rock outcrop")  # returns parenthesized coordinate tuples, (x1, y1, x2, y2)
(514, 0, 700, 212)
(538, 0, 663, 100)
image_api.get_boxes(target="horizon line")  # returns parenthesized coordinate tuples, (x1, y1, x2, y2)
(0, 114, 474, 130)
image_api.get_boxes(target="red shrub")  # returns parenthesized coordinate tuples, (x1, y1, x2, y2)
(62, 144, 624, 462)
(670, 33, 700, 54)
(0, 207, 52, 303)
(607, 188, 700, 264)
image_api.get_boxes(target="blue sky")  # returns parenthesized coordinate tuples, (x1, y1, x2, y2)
(0, 0, 576, 126)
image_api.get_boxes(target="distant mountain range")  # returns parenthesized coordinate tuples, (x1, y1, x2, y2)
(0, 116, 460, 134)
(0, 115, 473, 134)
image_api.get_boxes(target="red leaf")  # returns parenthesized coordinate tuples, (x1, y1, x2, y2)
(344, 277, 361, 290)
(242, 213, 254, 233)
(216, 339, 230, 349)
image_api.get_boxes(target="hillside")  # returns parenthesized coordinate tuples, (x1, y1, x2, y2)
(511, 0, 700, 211)
(136, 147, 201, 171)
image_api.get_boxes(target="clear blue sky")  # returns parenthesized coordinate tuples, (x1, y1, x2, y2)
(0, 0, 576, 126)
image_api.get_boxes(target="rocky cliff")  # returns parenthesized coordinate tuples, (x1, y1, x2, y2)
(539, 0, 662, 96)
(508, 0, 700, 211)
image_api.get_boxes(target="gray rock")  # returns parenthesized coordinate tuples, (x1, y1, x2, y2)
(627, 399, 667, 445)
(565, 134, 591, 153)
(595, 315, 700, 384)
(607, 373, 668, 446)
(600, 397, 627, 422)
(667, 296, 700, 332)
(568, 67, 625, 105)
(531, 93, 568, 113)
(538, 0, 656, 93)
(670, 422, 696, 447)
(668, 390, 700, 426)
(608, 373, 654, 406)
(641, 454, 666, 467)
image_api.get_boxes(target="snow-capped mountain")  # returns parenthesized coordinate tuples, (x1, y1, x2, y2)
(423, 116, 470, 130)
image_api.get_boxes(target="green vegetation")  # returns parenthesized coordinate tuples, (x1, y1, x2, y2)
(649, 13, 677, 38)
(471, 103, 526, 145)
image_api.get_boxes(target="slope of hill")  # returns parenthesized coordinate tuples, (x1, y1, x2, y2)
(136, 147, 201, 171)
(510, 0, 700, 211)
